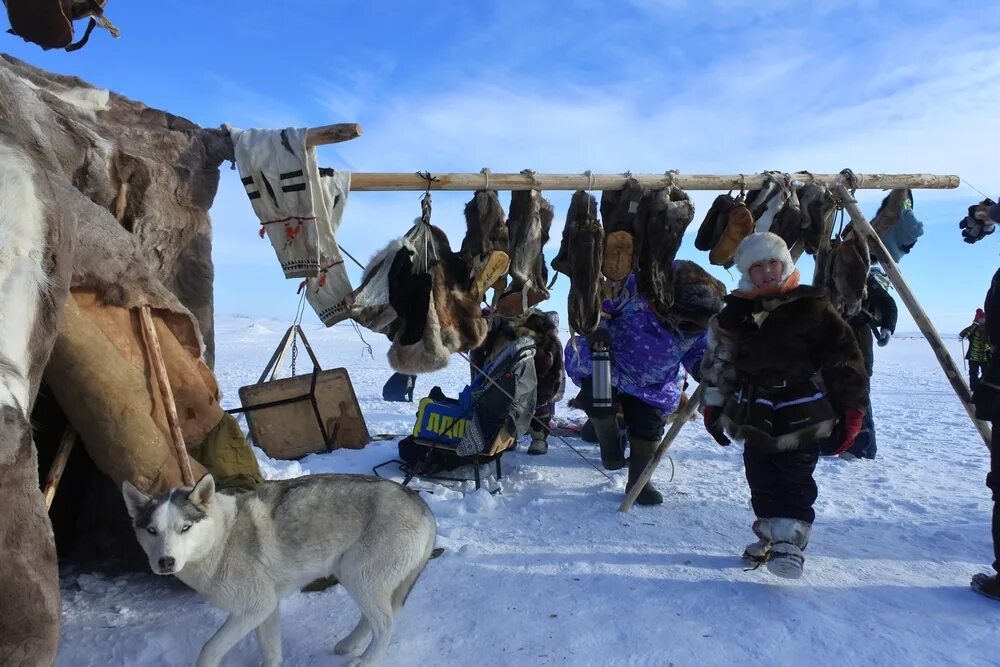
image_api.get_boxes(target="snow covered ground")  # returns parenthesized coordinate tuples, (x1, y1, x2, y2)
(55, 316, 997, 666)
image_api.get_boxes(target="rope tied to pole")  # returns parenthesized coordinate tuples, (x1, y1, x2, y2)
(480, 167, 492, 191)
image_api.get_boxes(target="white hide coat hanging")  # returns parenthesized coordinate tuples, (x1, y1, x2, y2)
(228, 126, 323, 278)
(304, 170, 354, 326)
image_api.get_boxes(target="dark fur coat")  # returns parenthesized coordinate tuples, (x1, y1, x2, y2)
(701, 286, 868, 451)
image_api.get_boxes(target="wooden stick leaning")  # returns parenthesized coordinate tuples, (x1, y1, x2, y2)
(138, 306, 197, 486)
(832, 182, 992, 451)
(42, 425, 76, 510)
(619, 384, 706, 513)
(349, 172, 959, 192)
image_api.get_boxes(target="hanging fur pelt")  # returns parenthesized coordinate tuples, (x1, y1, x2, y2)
(496, 190, 554, 316)
(695, 193, 736, 252)
(817, 232, 870, 318)
(506, 189, 552, 293)
(460, 189, 508, 281)
(551, 190, 603, 335)
(599, 178, 645, 281)
(634, 187, 695, 313)
(372, 220, 489, 374)
(798, 183, 837, 254)
(768, 185, 805, 249)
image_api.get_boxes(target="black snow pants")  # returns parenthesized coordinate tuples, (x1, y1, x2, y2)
(743, 441, 821, 524)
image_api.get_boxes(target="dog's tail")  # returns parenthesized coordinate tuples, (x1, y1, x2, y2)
(392, 523, 437, 611)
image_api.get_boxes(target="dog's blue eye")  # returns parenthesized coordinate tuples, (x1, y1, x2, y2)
(146, 527, 157, 535)
(181, 524, 192, 533)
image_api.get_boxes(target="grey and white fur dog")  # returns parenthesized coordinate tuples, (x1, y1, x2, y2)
(122, 473, 437, 667)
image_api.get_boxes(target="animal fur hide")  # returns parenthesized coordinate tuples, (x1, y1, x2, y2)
(0, 54, 232, 663)
(460, 190, 508, 281)
(816, 233, 870, 318)
(383, 221, 488, 374)
(551, 191, 604, 335)
(768, 185, 805, 249)
(506, 189, 553, 293)
(797, 183, 837, 255)
(635, 187, 695, 313)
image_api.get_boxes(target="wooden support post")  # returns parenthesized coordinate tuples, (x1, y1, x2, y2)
(348, 172, 959, 192)
(138, 305, 196, 486)
(832, 183, 992, 451)
(43, 425, 76, 510)
(619, 385, 705, 513)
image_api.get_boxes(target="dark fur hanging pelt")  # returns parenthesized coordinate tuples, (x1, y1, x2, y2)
(817, 232, 870, 318)
(506, 189, 552, 293)
(634, 187, 695, 313)
(460, 190, 508, 278)
(768, 186, 805, 249)
(551, 190, 603, 334)
(798, 183, 837, 255)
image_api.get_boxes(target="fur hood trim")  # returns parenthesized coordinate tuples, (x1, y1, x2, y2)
(734, 232, 794, 292)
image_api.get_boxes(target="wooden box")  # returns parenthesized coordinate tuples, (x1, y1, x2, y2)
(238, 367, 370, 460)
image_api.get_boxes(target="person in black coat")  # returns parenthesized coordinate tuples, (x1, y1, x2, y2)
(972, 265, 1000, 600)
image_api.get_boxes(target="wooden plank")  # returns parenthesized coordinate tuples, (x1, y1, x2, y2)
(139, 305, 196, 486)
(348, 172, 959, 192)
(832, 183, 992, 451)
(619, 385, 705, 513)
(305, 123, 363, 147)
(42, 425, 76, 510)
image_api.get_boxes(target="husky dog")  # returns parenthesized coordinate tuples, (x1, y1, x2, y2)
(122, 473, 437, 667)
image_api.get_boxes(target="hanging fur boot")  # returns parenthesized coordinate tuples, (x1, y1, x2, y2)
(766, 517, 812, 579)
(709, 196, 754, 266)
(625, 437, 663, 506)
(551, 191, 604, 334)
(599, 178, 645, 281)
(587, 414, 627, 470)
(742, 518, 773, 564)
(695, 193, 736, 252)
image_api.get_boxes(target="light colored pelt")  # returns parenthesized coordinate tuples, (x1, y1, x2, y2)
(387, 288, 452, 374)
(0, 142, 48, 414)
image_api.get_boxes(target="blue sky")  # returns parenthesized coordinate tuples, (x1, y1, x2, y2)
(5, 0, 1000, 333)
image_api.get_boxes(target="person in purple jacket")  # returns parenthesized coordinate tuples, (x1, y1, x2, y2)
(565, 266, 718, 506)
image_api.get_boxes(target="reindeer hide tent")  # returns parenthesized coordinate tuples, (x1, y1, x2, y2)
(0, 55, 261, 664)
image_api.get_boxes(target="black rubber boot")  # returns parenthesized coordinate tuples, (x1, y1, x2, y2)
(588, 415, 627, 470)
(625, 438, 663, 505)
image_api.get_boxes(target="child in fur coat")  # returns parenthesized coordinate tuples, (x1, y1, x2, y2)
(700, 232, 868, 578)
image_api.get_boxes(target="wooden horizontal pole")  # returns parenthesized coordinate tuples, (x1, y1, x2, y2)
(832, 182, 991, 452)
(348, 171, 959, 192)
(305, 123, 363, 147)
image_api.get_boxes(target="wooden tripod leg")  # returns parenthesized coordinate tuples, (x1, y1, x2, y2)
(43, 425, 76, 510)
(139, 305, 196, 486)
(619, 385, 705, 513)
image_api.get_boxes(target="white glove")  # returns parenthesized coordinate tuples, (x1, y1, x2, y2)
(876, 327, 891, 347)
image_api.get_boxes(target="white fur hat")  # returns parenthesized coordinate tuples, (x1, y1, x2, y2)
(734, 232, 794, 292)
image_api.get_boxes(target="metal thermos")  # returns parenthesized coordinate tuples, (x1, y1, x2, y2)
(590, 329, 613, 416)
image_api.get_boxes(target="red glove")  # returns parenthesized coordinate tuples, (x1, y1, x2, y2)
(832, 408, 864, 456)
(703, 405, 731, 447)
